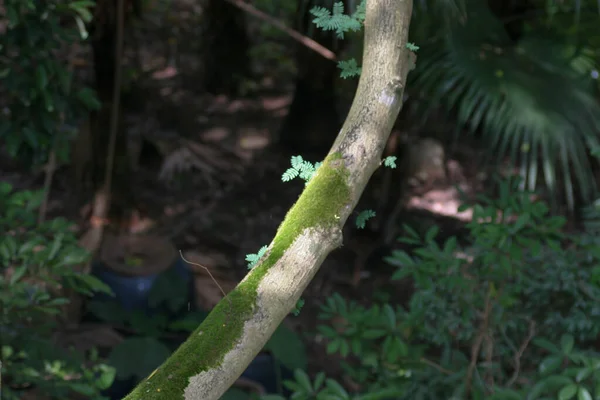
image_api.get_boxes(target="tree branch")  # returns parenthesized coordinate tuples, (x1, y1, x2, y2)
(123, 0, 415, 398)
(224, 0, 337, 61)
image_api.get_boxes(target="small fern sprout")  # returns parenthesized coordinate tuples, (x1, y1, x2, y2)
(282, 156, 322, 185)
(293, 298, 305, 316)
(383, 156, 397, 169)
(246, 245, 268, 269)
(338, 59, 362, 79)
(406, 42, 420, 52)
(356, 209, 376, 229)
(310, 0, 365, 39)
(281, 168, 299, 182)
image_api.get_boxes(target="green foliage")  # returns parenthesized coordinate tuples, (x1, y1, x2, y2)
(409, 0, 600, 209)
(0, 0, 100, 166)
(310, 1, 367, 81)
(383, 156, 397, 169)
(282, 155, 322, 184)
(263, 176, 600, 399)
(355, 210, 376, 229)
(247, 245, 269, 270)
(293, 298, 305, 316)
(406, 42, 420, 52)
(0, 183, 114, 399)
(264, 324, 308, 372)
(310, 1, 365, 40)
(337, 59, 362, 79)
(87, 299, 209, 380)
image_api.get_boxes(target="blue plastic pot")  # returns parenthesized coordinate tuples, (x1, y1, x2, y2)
(91, 256, 194, 315)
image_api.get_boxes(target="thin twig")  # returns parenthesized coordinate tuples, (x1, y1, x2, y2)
(224, 0, 337, 61)
(38, 150, 57, 225)
(465, 289, 492, 396)
(507, 320, 536, 388)
(178, 250, 233, 325)
(38, 41, 80, 225)
(420, 357, 454, 375)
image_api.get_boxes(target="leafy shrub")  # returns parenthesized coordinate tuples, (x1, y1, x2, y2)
(263, 177, 600, 399)
(0, 183, 115, 399)
(0, 0, 100, 165)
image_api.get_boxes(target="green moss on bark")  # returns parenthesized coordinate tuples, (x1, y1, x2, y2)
(124, 153, 350, 399)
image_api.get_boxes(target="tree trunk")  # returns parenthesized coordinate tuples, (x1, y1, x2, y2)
(123, 0, 415, 398)
(201, 0, 251, 95)
(87, 2, 132, 215)
(277, 0, 344, 157)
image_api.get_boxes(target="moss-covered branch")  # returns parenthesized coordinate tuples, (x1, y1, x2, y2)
(123, 1, 414, 398)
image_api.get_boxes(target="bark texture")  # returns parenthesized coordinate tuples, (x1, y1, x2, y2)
(123, 0, 415, 398)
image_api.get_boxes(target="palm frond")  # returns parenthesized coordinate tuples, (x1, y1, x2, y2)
(408, 1, 600, 210)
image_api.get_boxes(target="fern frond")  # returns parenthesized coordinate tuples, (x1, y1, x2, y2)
(408, 1, 600, 209)
(291, 155, 304, 169)
(352, 0, 366, 22)
(338, 59, 362, 79)
(246, 245, 268, 269)
(310, 1, 363, 39)
(282, 168, 299, 182)
(282, 156, 321, 184)
(383, 156, 397, 169)
(356, 210, 376, 229)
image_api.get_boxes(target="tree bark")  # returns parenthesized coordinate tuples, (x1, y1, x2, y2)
(123, 0, 415, 398)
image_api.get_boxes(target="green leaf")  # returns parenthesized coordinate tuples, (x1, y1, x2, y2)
(527, 380, 549, 399)
(48, 233, 64, 260)
(382, 303, 396, 328)
(45, 298, 70, 307)
(69, 383, 96, 396)
(313, 371, 326, 390)
(560, 334, 575, 355)
(577, 387, 592, 400)
(73, 15, 89, 39)
(293, 369, 312, 391)
(339, 340, 350, 357)
(265, 325, 307, 371)
(576, 367, 593, 383)
(558, 384, 578, 400)
(69, 1, 94, 22)
(10, 265, 27, 284)
(327, 338, 341, 354)
(35, 65, 48, 89)
(77, 87, 101, 109)
(486, 389, 522, 400)
(108, 337, 171, 380)
(540, 355, 564, 375)
(362, 329, 386, 339)
(386, 250, 415, 267)
(72, 274, 114, 296)
(533, 338, 561, 353)
(424, 226, 440, 242)
(325, 378, 349, 397)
